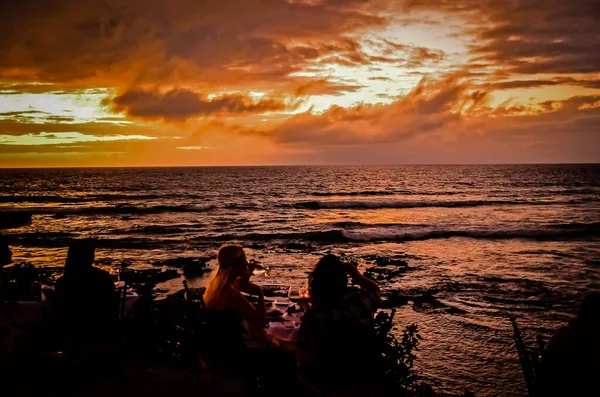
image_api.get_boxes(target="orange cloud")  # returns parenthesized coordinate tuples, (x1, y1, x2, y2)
(225, 76, 600, 164)
(1, 0, 599, 166)
(403, 0, 600, 76)
(0, 0, 385, 89)
(109, 89, 291, 121)
(262, 78, 467, 145)
(294, 79, 365, 96)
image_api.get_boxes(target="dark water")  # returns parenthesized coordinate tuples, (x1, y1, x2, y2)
(2, 165, 600, 396)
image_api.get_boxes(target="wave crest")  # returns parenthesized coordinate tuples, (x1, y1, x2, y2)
(0, 204, 215, 216)
(292, 199, 539, 210)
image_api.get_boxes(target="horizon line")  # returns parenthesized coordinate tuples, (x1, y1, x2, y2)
(1, 162, 599, 170)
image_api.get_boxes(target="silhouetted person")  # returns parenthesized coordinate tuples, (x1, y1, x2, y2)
(201, 244, 265, 366)
(55, 240, 119, 348)
(0, 235, 13, 341)
(296, 254, 382, 392)
(0, 235, 12, 269)
(204, 244, 266, 328)
(538, 292, 600, 397)
(0, 234, 12, 288)
(0, 237, 42, 301)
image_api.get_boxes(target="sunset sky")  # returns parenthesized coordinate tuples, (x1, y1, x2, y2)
(1, 0, 599, 167)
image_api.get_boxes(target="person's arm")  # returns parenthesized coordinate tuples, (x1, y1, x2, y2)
(344, 263, 381, 297)
(229, 283, 267, 328)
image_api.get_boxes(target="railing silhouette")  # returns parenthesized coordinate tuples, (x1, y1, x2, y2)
(511, 317, 546, 397)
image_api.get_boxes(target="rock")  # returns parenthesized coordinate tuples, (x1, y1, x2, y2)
(151, 269, 180, 284)
(374, 257, 409, 267)
(281, 242, 313, 251)
(0, 212, 32, 229)
(337, 254, 360, 266)
(152, 257, 209, 269)
(365, 267, 409, 282)
(182, 262, 210, 278)
(121, 269, 180, 290)
(412, 291, 447, 312)
(248, 243, 267, 249)
(380, 291, 410, 308)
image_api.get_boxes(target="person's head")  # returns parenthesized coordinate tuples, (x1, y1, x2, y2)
(0, 234, 12, 266)
(577, 292, 600, 328)
(64, 239, 96, 274)
(308, 254, 348, 309)
(216, 244, 248, 279)
(204, 244, 248, 303)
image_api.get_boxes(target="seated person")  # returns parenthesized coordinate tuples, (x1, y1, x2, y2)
(202, 244, 266, 364)
(0, 234, 12, 268)
(296, 254, 382, 391)
(55, 240, 119, 346)
(0, 235, 13, 342)
(0, 236, 38, 301)
(0, 235, 12, 288)
(203, 244, 266, 326)
(537, 292, 600, 397)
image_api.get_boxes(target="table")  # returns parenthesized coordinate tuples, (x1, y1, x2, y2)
(265, 321, 300, 351)
(40, 282, 140, 319)
(246, 299, 303, 352)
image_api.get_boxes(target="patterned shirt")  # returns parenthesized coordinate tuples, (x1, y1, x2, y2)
(297, 289, 380, 349)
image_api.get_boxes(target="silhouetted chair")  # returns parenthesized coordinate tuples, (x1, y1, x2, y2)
(296, 309, 385, 397)
(115, 281, 133, 328)
(53, 282, 131, 394)
(183, 279, 206, 309)
(181, 280, 253, 396)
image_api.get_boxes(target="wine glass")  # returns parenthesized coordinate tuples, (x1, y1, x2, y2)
(250, 259, 271, 277)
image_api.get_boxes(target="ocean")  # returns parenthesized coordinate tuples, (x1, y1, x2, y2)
(1, 164, 599, 396)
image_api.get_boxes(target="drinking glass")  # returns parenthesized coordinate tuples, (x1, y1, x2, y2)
(250, 260, 271, 277)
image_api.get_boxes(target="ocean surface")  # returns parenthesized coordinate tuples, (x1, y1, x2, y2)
(1, 165, 599, 396)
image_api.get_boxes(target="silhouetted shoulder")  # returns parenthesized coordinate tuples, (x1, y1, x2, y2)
(547, 324, 575, 350)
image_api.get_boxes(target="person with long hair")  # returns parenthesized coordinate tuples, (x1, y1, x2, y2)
(203, 245, 301, 394)
(537, 292, 600, 396)
(296, 254, 382, 392)
(203, 244, 266, 328)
